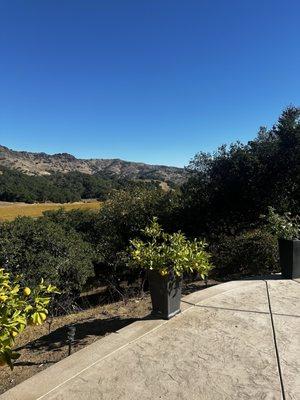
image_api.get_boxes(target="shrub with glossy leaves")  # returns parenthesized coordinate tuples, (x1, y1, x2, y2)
(0, 268, 58, 369)
(263, 206, 300, 240)
(129, 218, 213, 278)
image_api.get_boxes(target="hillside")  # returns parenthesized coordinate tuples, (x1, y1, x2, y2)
(0, 145, 185, 185)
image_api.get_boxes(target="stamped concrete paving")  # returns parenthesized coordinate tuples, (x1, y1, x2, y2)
(1, 278, 299, 400)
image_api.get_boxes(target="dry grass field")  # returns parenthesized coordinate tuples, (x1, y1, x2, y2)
(0, 200, 101, 221)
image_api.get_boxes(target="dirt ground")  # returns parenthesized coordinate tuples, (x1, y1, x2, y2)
(0, 279, 220, 395)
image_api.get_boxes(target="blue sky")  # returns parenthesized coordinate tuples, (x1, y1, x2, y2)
(0, 1, 299, 167)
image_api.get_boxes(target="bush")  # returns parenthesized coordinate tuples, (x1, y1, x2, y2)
(40, 188, 180, 293)
(263, 206, 300, 239)
(90, 188, 180, 283)
(0, 268, 58, 368)
(43, 208, 98, 244)
(211, 229, 279, 278)
(0, 217, 95, 308)
(129, 218, 213, 278)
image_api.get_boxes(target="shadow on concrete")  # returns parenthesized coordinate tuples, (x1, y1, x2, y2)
(182, 282, 218, 296)
(241, 274, 282, 281)
(181, 299, 300, 319)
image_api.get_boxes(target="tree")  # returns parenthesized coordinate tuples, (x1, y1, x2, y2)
(0, 217, 94, 309)
(180, 107, 300, 237)
(90, 187, 180, 284)
(0, 167, 166, 203)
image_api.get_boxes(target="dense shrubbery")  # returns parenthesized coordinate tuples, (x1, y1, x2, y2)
(0, 217, 95, 309)
(210, 230, 279, 278)
(180, 107, 300, 237)
(263, 206, 300, 240)
(44, 188, 180, 285)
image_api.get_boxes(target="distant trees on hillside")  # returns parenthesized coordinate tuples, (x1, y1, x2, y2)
(0, 168, 159, 203)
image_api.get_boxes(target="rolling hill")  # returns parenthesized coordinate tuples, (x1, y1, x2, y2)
(0, 145, 186, 185)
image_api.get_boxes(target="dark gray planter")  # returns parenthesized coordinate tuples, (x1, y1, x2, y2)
(278, 238, 300, 279)
(148, 270, 182, 319)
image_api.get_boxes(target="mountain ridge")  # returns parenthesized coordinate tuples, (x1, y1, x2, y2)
(0, 145, 186, 184)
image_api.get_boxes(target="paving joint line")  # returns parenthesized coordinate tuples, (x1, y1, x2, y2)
(181, 301, 300, 318)
(35, 282, 250, 399)
(5, 279, 284, 400)
(265, 280, 286, 400)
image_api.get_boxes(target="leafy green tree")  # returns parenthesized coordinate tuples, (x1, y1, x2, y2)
(90, 188, 180, 284)
(42, 188, 180, 287)
(0, 217, 94, 307)
(43, 208, 98, 243)
(180, 107, 300, 237)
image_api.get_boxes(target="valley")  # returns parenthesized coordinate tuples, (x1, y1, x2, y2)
(0, 200, 100, 221)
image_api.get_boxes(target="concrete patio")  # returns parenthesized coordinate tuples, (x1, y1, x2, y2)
(1, 278, 299, 400)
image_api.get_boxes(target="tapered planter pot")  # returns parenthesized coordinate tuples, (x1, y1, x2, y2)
(278, 238, 300, 279)
(148, 270, 182, 319)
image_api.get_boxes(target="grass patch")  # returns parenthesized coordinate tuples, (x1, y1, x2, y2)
(0, 201, 101, 221)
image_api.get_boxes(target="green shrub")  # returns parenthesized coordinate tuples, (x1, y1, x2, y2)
(43, 208, 98, 243)
(39, 188, 180, 289)
(211, 229, 279, 278)
(129, 218, 213, 278)
(0, 268, 58, 369)
(263, 206, 300, 239)
(91, 188, 180, 282)
(0, 217, 94, 307)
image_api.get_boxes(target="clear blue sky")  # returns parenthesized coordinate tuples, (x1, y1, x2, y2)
(0, 1, 299, 167)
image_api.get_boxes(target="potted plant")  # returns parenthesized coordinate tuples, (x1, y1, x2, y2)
(128, 218, 213, 319)
(265, 207, 300, 279)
